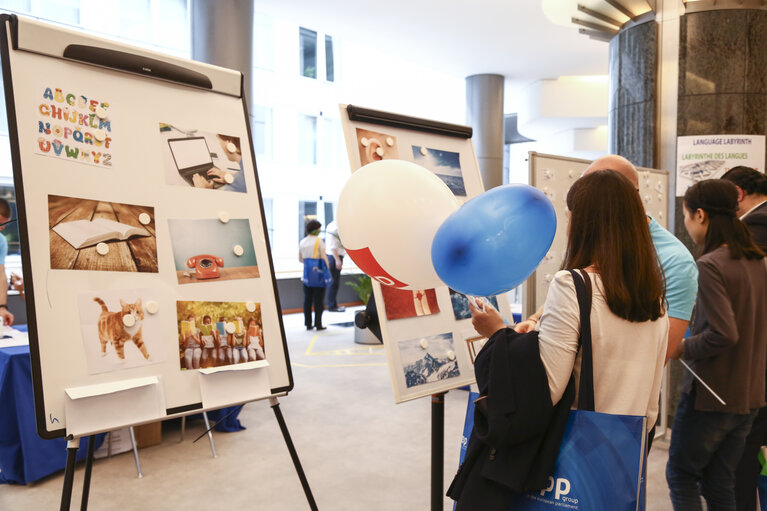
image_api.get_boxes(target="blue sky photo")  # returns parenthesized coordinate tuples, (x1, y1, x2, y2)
(412, 145, 466, 196)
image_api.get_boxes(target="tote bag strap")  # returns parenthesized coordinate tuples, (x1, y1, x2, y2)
(569, 269, 596, 412)
(312, 238, 320, 259)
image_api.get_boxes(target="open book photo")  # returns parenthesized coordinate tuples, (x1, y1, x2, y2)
(53, 218, 150, 249)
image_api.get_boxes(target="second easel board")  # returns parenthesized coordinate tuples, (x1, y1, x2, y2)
(525, 151, 670, 317)
(340, 104, 514, 403)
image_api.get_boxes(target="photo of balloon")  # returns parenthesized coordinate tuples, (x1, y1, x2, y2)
(431, 184, 557, 297)
(337, 160, 459, 290)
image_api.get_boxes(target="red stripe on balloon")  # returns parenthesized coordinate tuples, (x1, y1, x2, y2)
(346, 247, 408, 288)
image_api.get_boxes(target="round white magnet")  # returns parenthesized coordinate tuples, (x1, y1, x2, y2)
(122, 314, 136, 327)
(94, 129, 106, 142)
(224, 173, 234, 184)
(225, 322, 236, 334)
(420, 146, 428, 156)
(145, 301, 159, 314)
(447, 350, 456, 361)
(95, 106, 108, 119)
(138, 213, 151, 225)
(218, 211, 230, 223)
(385, 137, 394, 146)
(246, 302, 256, 312)
(96, 242, 109, 256)
(375, 147, 384, 157)
(226, 142, 237, 153)
(233, 244, 244, 256)
(360, 137, 369, 147)
(658, 211, 664, 219)
(419, 338, 429, 349)
(544, 273, 553, 283)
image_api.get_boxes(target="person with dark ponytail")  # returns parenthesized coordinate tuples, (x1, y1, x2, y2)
(666, 179, 767, 510)
(721, 166, 767, 511)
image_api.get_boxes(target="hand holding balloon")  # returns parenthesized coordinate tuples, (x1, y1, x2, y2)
(468, 298, 506, 339)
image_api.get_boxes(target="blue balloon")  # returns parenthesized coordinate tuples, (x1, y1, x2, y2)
(431, 184, 556, 296)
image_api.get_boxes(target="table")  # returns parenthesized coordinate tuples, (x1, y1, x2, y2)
(0, 340, 106, 484)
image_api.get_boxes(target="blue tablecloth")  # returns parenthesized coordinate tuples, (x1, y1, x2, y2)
(0, 344, 104, 484)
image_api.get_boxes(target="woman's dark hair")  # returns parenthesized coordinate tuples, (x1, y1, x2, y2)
(683, 179, 764, 259)
(721, 166, 767, 196)
(305, 219, 321, 235)
(564, 170, 665, 322)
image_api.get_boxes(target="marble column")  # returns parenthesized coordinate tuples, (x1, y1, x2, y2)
(190, 0, 254, 107)
(466, 74, 505, 190)
(608, 17, 657, 169)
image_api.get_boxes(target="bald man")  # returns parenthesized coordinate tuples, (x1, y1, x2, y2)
(516, 155, 697, 363)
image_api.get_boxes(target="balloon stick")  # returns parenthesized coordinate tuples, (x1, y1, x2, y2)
(679, 359, 727, 406)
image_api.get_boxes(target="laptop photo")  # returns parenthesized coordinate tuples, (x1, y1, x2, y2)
(167, 137, 222, 187)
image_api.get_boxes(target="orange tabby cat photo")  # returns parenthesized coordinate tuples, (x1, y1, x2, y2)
(78, 289, 164, 375)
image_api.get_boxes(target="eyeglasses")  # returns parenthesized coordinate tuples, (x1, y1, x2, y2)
(0, 219, 16, 227)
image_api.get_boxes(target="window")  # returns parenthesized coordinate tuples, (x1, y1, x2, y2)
(262, 198, 274, 250)
(297, 114, 317, 165)
(253, 13, 275, 71)
(324, 202, 334, 227)
(42, 0, 80, 24)
(250, 105, 272, 158)
(299, 27, 317, 79)
(298, 201, 318, 242)
(324, 35, 334, 82)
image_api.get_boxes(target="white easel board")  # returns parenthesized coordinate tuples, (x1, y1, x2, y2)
(0, 15, 292, 438)
(525, 151, 670, 317)
(340, 104, 515, 403)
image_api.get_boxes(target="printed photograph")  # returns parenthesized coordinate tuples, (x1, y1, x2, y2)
(397, 333, 460, 389)
(449, 289, 499, 321)
(381, 285, 440, 321)
(168, 218, 259, 285)
(176, 300, 264, 371)
(35, 85, 114, 168)
(77, 289, 165, 375)
(356, 128, 399, 166)
(49, 194, 158, 273)
(465, 335, 488, 364)
(411, 145, 466, 196)
(159, 123, 248, 193)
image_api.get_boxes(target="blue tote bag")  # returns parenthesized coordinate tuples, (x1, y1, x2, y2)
(302, 238, 332, 288)
(508, 270, 648, 511)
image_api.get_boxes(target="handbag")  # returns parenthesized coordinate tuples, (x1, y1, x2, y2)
(302, 238, 333, 288)
(508, 270, 648, 510)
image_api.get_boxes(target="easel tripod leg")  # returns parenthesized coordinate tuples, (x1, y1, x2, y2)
(431, 392, 446, 511)
(128, 427, 142, 478)
(80, 435, 96, 511)
(270, 396, 318, 511)
(60, 437, 80, 511)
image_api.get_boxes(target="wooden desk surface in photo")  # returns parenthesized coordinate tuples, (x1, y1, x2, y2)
(176, 265, 260, 284)
(48, 196, 159, 273)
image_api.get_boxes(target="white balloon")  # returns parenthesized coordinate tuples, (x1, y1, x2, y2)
(337, 160, 459, 290)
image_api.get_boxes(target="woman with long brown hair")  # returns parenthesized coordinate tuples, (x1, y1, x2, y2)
(666, 179, 767, 510)
(471, 169, 668, 427)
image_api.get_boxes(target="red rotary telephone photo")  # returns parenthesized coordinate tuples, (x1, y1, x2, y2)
(186, 254, 224, 280)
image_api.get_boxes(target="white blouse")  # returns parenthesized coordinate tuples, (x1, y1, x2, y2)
(537, 270, 668, 425)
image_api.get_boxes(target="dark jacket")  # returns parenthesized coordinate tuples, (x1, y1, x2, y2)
(447, 328, 575, 511)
